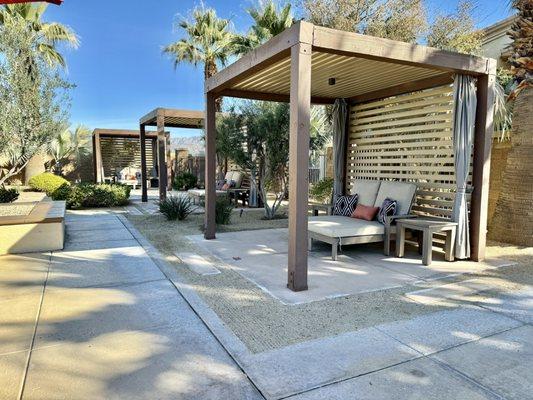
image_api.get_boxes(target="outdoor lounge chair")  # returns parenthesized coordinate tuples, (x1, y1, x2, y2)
(116, 167, 142, 189)
(308, 179, 417, 260)
(187, 170, 246, 205)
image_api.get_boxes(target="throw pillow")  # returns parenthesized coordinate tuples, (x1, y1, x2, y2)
(216, 179, 226, 190)
(221, 183, 230, 190)
(351, 204, 380, 221)
(228, 180, 237, 188)
(377, 197, 397, 224)
(332, 194, 358, 216)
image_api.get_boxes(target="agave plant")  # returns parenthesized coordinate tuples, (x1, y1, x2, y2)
(46, 125, 90, 175)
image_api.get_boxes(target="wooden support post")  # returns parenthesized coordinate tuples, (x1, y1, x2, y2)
(287, 42, 311, 292)
(93, 132, 103, 183)
(157, 113, 167, 201)
(166, 133, 172, 191)
(204, 92, 217, 240)
(140, 124, 148, 203)
(471, 64, 496, 261)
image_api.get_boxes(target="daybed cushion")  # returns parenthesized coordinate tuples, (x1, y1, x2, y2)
(188, 189, 226, 197)
(374, 181, 416, 216)
(308, 215, 384, 238)
(349, 179, 381, 206)
(232, 171, 243, 189)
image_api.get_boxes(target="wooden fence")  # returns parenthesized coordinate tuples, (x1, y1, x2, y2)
(347, 84, 472, 219)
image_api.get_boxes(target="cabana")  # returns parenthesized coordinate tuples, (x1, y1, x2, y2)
(139, 108, 204, 202)
(92, 128, 163, 185)
(203, 21, 496, 292)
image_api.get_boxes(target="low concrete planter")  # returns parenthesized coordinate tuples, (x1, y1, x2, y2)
(0, 201, 65, 255)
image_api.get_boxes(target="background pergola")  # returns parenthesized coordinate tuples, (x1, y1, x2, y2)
(139, 108, 204, 202)
(204, 21, 496, 292)
(92, 128, 160, 184)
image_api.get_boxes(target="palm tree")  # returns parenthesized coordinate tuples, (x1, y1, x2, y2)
(488, 0, 533, 246)
(163, 7, 235, 111)
(233, 1, 294, 55)
(46, 125, 90, 175)
(0, 3, 79, 68)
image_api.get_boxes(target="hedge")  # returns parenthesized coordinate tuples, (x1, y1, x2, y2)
(28, 173, 69, 196)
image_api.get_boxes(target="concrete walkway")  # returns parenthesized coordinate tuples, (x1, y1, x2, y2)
(0, 211, 262, 400)
(1, 210, 531, 400)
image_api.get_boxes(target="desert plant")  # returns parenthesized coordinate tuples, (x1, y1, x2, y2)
(157, 195, 194, 221)
(0, 187, 19, 203)
(28, 172, 69, 195)
(215, 196, 233, 225)
(173, 172, 197, 191)
(310, 177, 334, 204)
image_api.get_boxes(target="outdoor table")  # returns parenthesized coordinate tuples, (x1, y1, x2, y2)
(395, 218, 458, 266)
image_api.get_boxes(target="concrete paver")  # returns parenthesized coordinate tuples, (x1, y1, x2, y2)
(433, 325, 533, 400)
(0, 212, 262, 400)
(288, 356, 498, 400)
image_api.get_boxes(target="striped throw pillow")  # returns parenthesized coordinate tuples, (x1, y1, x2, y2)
(377, 197, 397, 224)
(332, 194, 358, 216)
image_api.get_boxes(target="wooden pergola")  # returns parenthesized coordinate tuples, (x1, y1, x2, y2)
(92, 128, 160, 184)
(204, 21, 497, 292)
(139, 108, 204, 202)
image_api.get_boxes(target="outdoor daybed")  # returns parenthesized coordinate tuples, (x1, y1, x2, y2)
(188, 171, 246, 205)
(308, 179, 417, 260)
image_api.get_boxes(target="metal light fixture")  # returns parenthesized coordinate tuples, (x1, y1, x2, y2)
(328, 77, 336, 85)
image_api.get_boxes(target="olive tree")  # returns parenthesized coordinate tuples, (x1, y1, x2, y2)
(0, 15, 71, 186)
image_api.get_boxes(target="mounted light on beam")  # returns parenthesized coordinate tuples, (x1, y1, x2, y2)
(328, 78, 336, 86)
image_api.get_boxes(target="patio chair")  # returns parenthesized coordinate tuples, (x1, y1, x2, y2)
(308, 179, 417, 260)
(187, 171, 248, 205)
(116, 167, 141, 189)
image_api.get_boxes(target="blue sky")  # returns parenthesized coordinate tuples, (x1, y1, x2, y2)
(45, 0, 512, 138)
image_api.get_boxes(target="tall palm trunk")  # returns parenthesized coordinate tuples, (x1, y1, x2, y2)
(488, 87, 533, 246)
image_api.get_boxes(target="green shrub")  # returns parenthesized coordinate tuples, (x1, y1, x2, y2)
(173, 172, 197, 191)
(51, 183, 72, 201)
(309, 177, 334, 204)
(0, 187, 19, 203)
(28, 173, 69, 196)
(157, 195, 194, 221)
(215, 196, 233, 225)
(66, 183, 130, 209)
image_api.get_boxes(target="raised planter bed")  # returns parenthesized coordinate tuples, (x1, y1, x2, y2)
(0, 201, 65, 255)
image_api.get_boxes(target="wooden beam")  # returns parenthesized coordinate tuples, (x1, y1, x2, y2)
(93, 132, 104, 184)
(470, 62, 497, 261)
(219, 88, 335, 105)
(140, 124, 148, 202)
(166, 133, 172, 191)
(349, 74, 453, 104)
(313, 25, 491, 75)
(157, 113, 167, 201)
(287, 42, 312, 292)
(204, 92, 217, 240)
(205, 21, 313, 94)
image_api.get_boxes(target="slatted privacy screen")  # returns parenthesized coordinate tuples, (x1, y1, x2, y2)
(100, 137, 155, 178)
(347, 85, 472, 219)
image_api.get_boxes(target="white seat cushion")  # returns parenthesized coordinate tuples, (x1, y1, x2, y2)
(308, 215, 384, 238)
(224, 171, 234, 182)
(232, 171, 243, 188)
(373, 181, 417, 216)
(350, 179, 381, 206)
(188, 189, 226, 197)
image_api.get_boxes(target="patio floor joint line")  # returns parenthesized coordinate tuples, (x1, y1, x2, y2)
(17, 252, 52, 400)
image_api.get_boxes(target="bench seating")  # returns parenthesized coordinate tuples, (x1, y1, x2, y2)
(188, 171, 249, 205)
(308, 180, 417, 260)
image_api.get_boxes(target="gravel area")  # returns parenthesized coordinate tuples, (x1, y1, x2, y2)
(125, 211, 533, 354)
(0, 203, 36, 216)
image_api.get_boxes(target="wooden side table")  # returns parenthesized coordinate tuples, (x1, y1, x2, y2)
(308, 203, 332, 216)
(395, 219, 458, 266)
